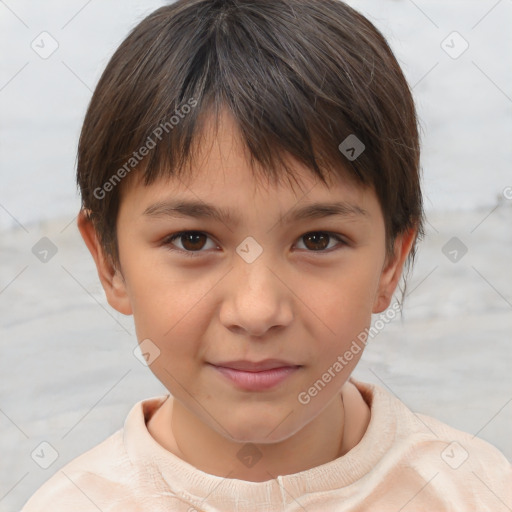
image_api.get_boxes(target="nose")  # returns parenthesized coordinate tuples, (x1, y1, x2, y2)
(219, 254, 293, 338)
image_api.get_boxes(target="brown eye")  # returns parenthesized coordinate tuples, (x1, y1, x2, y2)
(303, 233, 329, 250)
(163, 231, 216, 256)
(296, 232, 346, 252)
(179, 232, 207, 251)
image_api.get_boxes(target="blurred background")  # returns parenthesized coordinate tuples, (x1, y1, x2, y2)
(1, 1, 511, 510)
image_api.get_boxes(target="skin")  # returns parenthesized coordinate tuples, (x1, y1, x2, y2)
(78, 108, 416, 482)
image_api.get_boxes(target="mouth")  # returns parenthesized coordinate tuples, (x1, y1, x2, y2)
(207, 359, 302, 391)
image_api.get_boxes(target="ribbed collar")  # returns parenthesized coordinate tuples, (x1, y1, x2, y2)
(123, 379, 399, 510)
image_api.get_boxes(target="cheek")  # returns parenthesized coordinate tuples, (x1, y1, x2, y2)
(132, 284, 213, 339)
(122, 252, 215, 351)
(304, 261, 378, 334)
(298, 258, 382, 388)
(128, 271, 217, 390)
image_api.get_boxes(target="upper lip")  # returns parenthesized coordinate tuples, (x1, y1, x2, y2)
(210, 359, 300, 372)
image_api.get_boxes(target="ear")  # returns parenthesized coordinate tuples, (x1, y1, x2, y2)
(77, 209, 133, 316)
(372, 227, 417, 314)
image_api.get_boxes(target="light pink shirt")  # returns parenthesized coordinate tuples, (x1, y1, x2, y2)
(22, 379, 512, 511)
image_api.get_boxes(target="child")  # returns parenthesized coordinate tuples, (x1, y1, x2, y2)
(23, 0, 512, 510)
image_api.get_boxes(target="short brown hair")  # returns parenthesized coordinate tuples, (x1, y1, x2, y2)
(77, 0, 424, 283)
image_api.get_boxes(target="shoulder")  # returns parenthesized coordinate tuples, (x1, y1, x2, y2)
(22, 429, 130, 512)
(408, 412, 512, 508)
(22, 396, 169, 512)
(413, 411, 512, 474)
(352, 378, 512, 507)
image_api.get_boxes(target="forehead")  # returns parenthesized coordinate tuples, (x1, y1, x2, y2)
(165, 107, 332, 192)
(119, 108, 380, 222)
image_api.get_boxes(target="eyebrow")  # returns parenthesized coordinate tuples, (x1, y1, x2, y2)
(142, 199, 368, 226)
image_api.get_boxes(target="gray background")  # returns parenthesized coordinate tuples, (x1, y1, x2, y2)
(1, 1, 511, 511)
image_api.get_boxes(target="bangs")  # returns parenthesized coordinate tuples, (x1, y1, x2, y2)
(97, 0, 379, 193)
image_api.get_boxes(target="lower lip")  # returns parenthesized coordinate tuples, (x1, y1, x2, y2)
(211, 365, 300, 391)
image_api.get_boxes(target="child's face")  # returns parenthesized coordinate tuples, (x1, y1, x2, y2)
(86, 109, 409, 444)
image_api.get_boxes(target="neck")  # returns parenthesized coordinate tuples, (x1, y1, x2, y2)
(148, 381, 370, 481)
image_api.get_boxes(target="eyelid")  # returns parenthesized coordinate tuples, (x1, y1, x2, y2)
(161, 230, 349, 257)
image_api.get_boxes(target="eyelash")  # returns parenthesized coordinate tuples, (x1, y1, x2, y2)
(161, 231, 348, 258)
